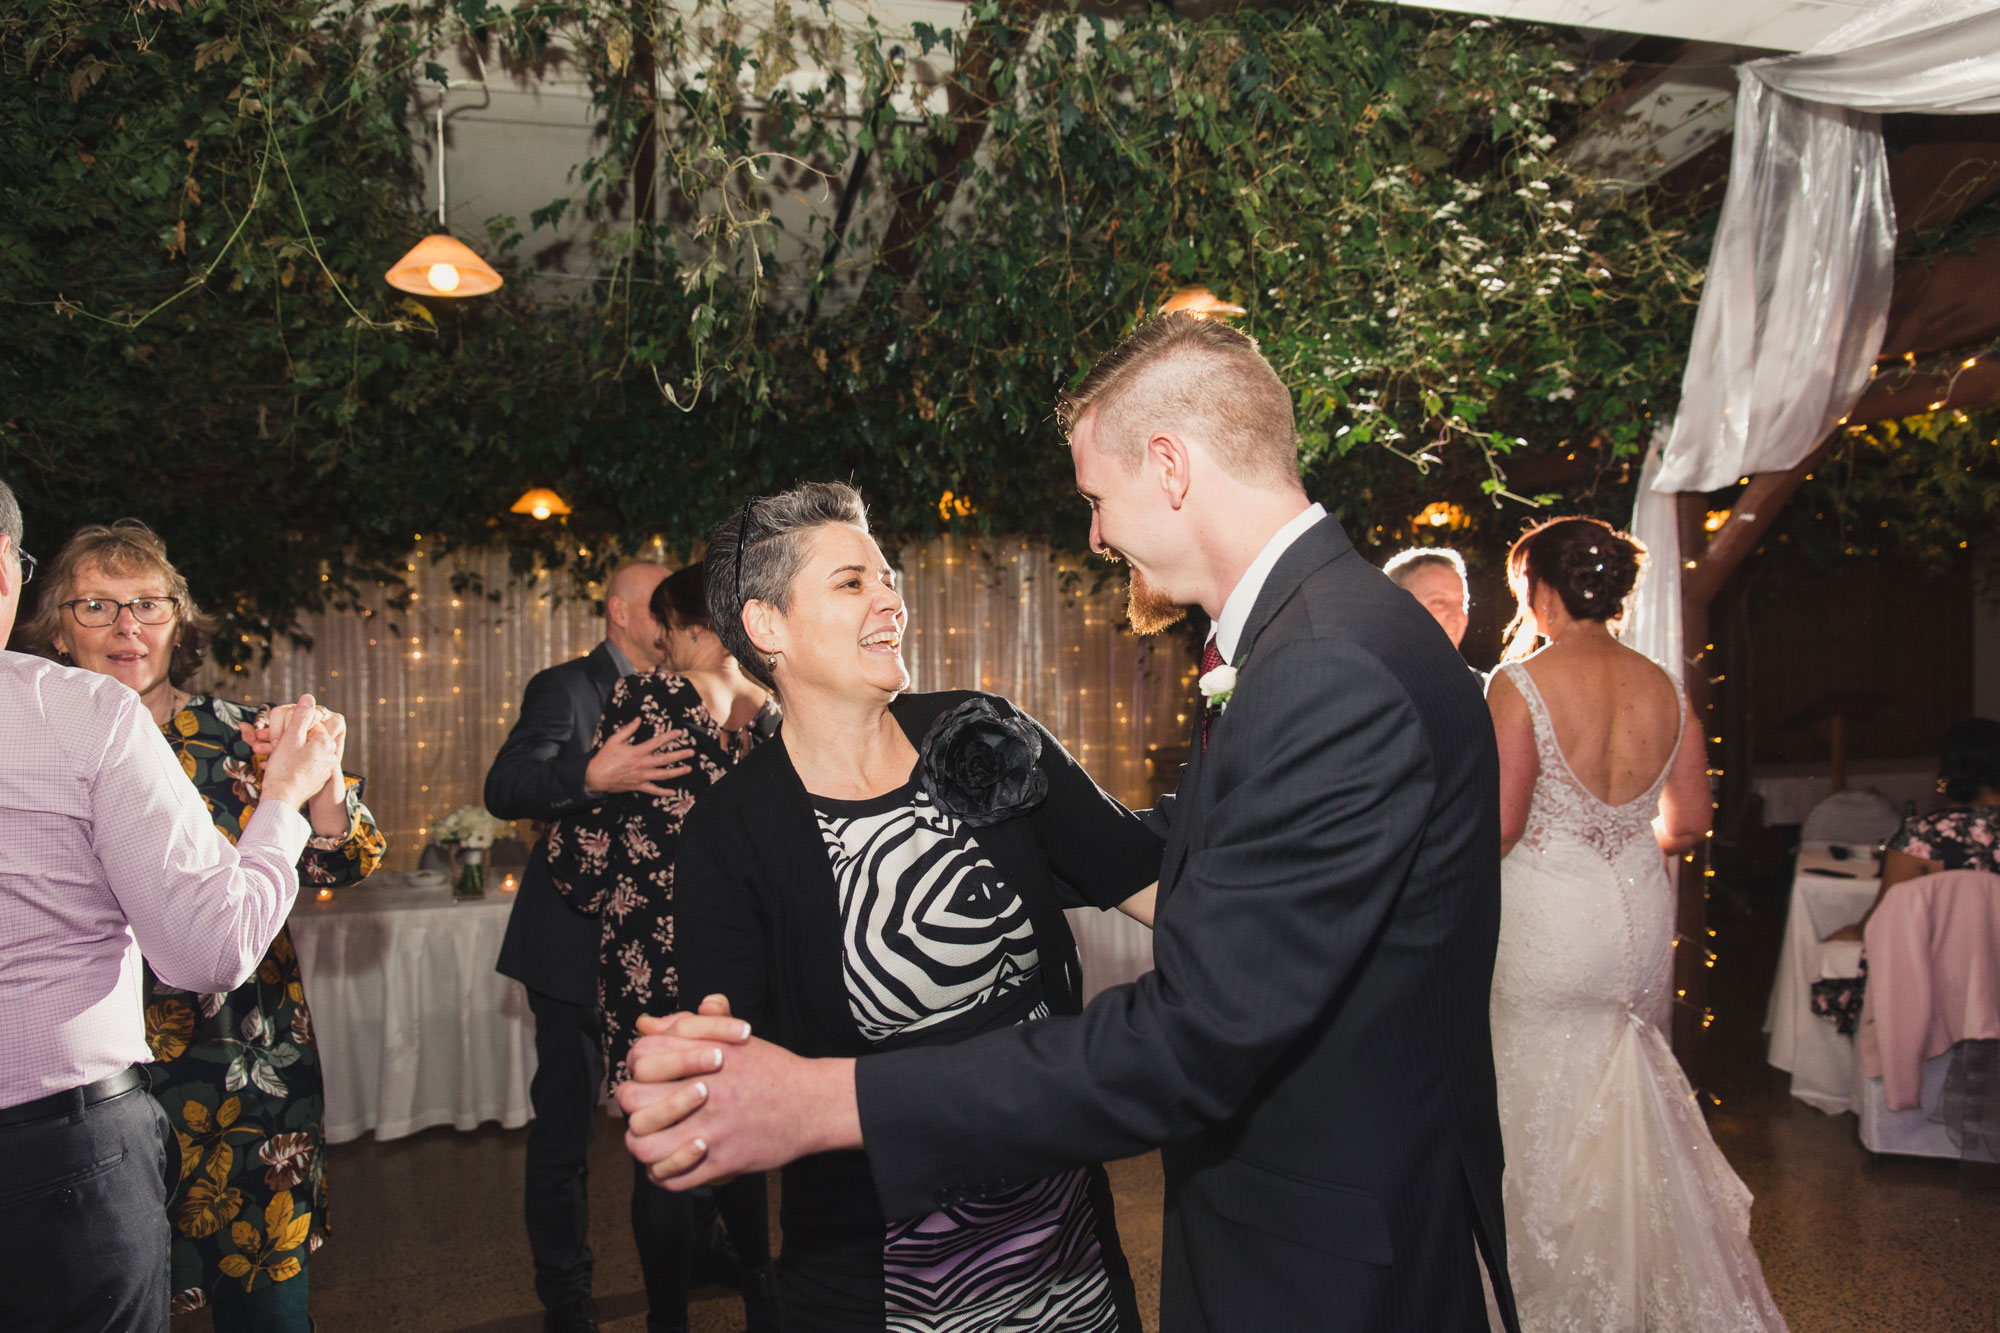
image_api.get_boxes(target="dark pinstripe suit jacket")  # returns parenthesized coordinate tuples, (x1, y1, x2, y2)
(487, 642, 624, 1006)
(857, 516, 1521, 1332)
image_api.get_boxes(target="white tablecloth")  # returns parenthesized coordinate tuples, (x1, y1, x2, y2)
(1763, 842, 1879, 1113)
(291, 872, 535, 1144)
(1750, 760, 1938, 826)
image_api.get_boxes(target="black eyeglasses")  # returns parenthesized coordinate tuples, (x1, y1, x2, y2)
(14, 548, 33, 584)
(61, 596, 181, 628)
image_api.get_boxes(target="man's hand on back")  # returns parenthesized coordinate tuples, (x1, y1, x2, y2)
(585, 719, 697, 797)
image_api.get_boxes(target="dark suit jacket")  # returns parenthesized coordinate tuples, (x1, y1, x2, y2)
(487, 642, 624, 1006)
(855, 517, 1521, 1332)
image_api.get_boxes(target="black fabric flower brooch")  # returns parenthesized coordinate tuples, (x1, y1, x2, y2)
(917, 696, 1050, 827)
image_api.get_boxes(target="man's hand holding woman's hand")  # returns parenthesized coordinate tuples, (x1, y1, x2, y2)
(242, 699, 350, 833)
(616, 995, 861, 1189)
(256, 694, 346, 812)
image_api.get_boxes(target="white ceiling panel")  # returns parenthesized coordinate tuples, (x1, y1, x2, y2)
(1379, 0, 1884, 51)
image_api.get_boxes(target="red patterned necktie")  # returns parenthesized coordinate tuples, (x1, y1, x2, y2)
(1200, 635, 1223, 752)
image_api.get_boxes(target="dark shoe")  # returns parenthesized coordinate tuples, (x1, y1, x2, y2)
(741, 1264, 779, 1333)
(545, 1296, 600, 1333)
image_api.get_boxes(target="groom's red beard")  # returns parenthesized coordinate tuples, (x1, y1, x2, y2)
(1124, 566, 1188, 636)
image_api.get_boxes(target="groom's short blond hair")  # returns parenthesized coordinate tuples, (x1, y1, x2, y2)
(1057, 315, 1300, 489)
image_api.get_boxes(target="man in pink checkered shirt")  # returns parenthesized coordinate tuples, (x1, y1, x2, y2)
(0, 476, 345, 1333)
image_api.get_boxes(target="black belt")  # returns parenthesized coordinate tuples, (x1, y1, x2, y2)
(0, 1067, 147, 1129)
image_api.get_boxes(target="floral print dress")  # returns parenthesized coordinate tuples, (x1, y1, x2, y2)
(1889, 805, 2000, 870)
(544, 671, 778, 1084)
(142, 695, 386, 1315)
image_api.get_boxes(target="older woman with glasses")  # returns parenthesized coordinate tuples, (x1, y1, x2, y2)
(23, 519, 385, 1331)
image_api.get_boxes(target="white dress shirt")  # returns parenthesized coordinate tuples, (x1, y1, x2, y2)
(0, 652, 309, 1107)
(1208, 503, 1327, 663)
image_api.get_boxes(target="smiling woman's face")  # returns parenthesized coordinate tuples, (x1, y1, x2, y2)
(755, 523, 909, 701)
(56, 561, 182, 707)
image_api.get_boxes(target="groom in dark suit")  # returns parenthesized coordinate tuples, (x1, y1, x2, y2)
(485, 559, 690, 1333)
(619, 317, 1520, 1332)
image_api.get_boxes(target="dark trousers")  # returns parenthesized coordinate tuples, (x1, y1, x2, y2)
(631, 1159, 770, 1331)
(0, 1085, 176, 1333)
(526, 987, 606, 1310)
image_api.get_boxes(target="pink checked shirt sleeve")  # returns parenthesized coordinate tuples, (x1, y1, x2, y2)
(0, 652, 309, 1107)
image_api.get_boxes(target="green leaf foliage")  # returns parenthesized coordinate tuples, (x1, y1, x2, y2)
(2, 0, 1714, 658)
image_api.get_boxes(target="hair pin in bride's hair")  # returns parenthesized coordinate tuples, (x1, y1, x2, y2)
(1588, 545, 1599, 555)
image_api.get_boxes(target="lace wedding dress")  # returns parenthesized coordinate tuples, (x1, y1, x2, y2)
(1487, 663, 1787, 1332)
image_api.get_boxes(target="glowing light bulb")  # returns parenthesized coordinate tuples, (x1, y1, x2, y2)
(428, 262, 461, 293)
(531, 503, 551, 520)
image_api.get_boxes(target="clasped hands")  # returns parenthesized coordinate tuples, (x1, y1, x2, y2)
(237, 694, 348, 816)
(617, 997, 859, 1189)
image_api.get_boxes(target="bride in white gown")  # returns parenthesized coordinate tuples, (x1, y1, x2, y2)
(1483, 517, 1787, 1332)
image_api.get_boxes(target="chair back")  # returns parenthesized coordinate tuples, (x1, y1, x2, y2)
(1801, 789, 1903, 844)
(1860, 870, 2000, 1111)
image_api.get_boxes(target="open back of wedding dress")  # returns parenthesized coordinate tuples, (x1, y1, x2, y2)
(1487, 663, 1787, 1332)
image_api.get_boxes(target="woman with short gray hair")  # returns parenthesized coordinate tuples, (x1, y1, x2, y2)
(664, 480, 1159, 1330)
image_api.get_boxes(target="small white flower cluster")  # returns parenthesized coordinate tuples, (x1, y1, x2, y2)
(1199, 664, 1239, 713)
(434, 805, 513, 850)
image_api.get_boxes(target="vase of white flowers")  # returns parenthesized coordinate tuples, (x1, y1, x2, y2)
(434, 806, 513, 898)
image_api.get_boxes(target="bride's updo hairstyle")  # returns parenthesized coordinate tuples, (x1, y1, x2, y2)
(703, 481, 870, 691)
(1501, 516, 1646, 661)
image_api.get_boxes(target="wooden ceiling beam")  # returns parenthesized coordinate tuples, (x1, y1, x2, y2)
(1879, 232, 2000, 359)
(1847, 357, 2000, 424)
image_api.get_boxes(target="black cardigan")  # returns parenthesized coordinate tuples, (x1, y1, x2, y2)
(675, 689, 1161, 1052)
(672, 690, 1161, 1284)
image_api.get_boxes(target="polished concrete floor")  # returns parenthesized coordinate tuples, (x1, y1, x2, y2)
(170, 895, 1998, 1333)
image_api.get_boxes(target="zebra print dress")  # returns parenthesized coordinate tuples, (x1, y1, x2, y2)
(814, 780, 1125, 1333)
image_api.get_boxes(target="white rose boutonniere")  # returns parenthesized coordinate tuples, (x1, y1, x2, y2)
(1199, 662, 1239, 715)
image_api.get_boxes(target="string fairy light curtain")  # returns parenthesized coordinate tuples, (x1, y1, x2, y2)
(216, 536, 1197, 869)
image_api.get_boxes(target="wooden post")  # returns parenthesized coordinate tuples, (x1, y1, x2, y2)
(1673, 494, 1714, 1056)
(1667, 433, 1839, 1056)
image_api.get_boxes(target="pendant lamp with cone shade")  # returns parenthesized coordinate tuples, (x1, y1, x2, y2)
(386, 84, 502, 298)
(510, 488, 572, 521)
(387, 233, 502, 297)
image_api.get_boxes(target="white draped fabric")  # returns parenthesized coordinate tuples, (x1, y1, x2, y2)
(1656, 0, 2000, 495)
(1622, 431, 1686, 683)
